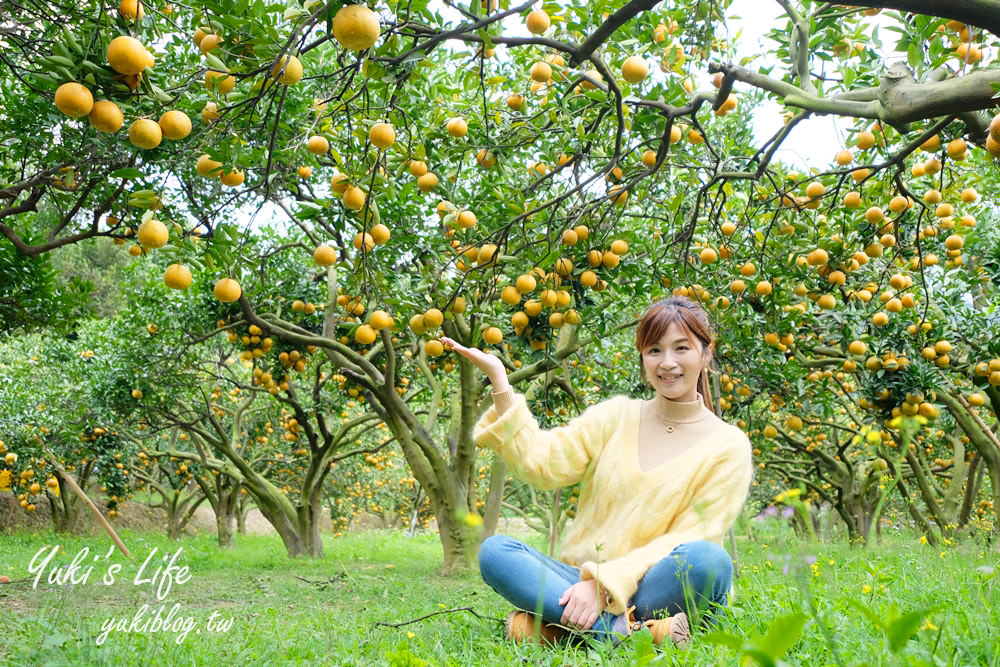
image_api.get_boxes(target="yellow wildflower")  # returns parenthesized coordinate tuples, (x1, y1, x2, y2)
(774, 488, 802, 504)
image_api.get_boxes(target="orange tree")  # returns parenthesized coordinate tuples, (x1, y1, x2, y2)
(6, 1, 1000, 562)
(684, 133, 1000, 545)
(130, 429, 212, 541)
(0, 324, 143, 530)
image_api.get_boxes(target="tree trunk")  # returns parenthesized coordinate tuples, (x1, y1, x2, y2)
(47, 464, 92, 533)
(217, 512, 234, 547)
(481, 454, 506, 539)
(256, 499, 307, 557)
(437, 513, 476, 573)
(236, 495, 249, 534)
(959, 455, 983, 528)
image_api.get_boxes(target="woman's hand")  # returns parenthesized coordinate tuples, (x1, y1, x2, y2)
(439, 336, 509, 390)
(558, 580, 607, 630)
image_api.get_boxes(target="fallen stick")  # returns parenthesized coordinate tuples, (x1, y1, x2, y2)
(373, 607, 496, 629)
(42, 445, 133, 561)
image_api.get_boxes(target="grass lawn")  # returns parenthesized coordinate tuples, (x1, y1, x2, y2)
(0, 524, 998, 666)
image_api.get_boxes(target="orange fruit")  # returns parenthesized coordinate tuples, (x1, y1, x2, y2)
(201, 102, 220, 124)
(271, 55, 303, 84)
(501, 285, 521, 305)
(525, 9, 549, 34)
(343, 186, 366, 210)
(107, 36, 152, 75)
(119, 0, 144, 19)
(530, 61, 552, 82)
(369, 122, 396, 149)
(476, 149, 497, 167)
(369, 310, 394, 330)
(204, 69, 235, 94)
(220, 168, 245, 187)
(621, 56, 648, 83)
(307, 135, 329, 155)
(446, 117, 468, 137)
(864, 206, 884, 223)
(354, 324, 377, 345)
(805, 182, 825, 198)
(332, 4, 381, 51)
(807, 248, 829, 266)
(314, 245, 337, 266)
(196, 154, 222, 178)
(408, 160, 428, 177)
(137, 219, 168, 248)
(482, 327, 503, 344)
(54, 82, 94, 118)
(158, 110, 191, 139)
(88, 100, 123, 132)
(199, 34, 223, 54)
(353, 232, 374, 252)
(370, 223, 390, 245)
(417, 172, 439, 192)
(214, 278, 241, 302)
(163, 263, 192, 290)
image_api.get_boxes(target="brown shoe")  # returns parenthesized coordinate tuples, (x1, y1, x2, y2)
(643, 612, 691, 648)
(505, 611, 567, 644)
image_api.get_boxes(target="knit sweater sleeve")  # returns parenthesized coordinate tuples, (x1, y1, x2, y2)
(578, 432, 753, 616)
(473, 391, 622, 490)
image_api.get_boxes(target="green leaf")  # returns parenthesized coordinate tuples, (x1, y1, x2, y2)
(205, 52, 227, 71)
(111, 168, 144, 179)
(41, 632, 72, 650)
(740, 647, 775, 667)
(701, 631, 744, 650)
(755, 611, 808, 660)
(386, 641, 428, 667)
(886, 609, 930, 653)
(149, 84, 172, 103)
(845, 598, 884, 631)
(631, 628, 656, 666)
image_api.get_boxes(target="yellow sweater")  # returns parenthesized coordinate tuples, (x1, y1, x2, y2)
(474, 391, 753, 616)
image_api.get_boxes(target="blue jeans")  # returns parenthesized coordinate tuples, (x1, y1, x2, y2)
(479, 534, 733, 642)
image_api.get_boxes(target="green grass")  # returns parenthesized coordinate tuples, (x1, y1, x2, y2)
(0, 524, 998, 666)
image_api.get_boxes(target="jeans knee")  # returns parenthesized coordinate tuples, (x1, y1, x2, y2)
(478, 534, 517, 583)
(678, 540, 733, 596)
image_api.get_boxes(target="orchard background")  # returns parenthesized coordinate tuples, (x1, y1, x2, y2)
(1, 0, 999, 663)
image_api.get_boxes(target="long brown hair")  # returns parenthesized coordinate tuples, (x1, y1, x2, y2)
(635, 296, 715, 411)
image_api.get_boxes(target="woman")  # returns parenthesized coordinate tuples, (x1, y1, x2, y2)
(440, 296, 753, 647)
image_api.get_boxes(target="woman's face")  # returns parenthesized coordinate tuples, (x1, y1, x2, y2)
(641, 321, 710, 403)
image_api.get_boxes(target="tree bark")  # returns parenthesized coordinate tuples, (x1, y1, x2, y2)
(481, 454, 506, 539)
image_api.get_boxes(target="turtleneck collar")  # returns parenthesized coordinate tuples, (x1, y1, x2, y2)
(647, 392, 710, 424)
